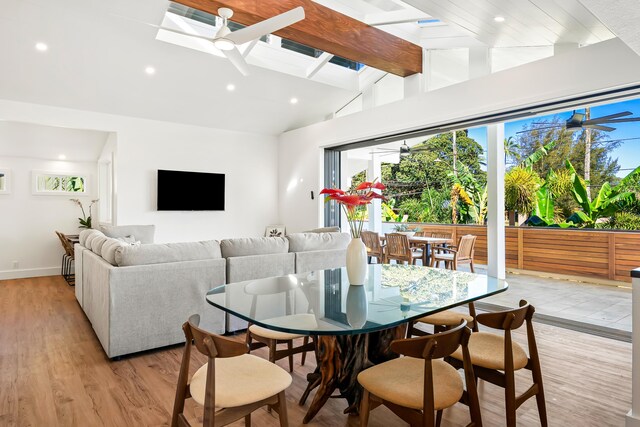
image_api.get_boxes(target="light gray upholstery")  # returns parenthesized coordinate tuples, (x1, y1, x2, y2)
(303, 226, 341, 233)
(101, 238, 127, 266)
(225, 252, 295, 332)
(220, 237, 288, 258)
(295, 249, 347, 273)
(90, 234, 110, 255)
(82, 250, 226, 358)
(115, 240, 222, 267)
(79, 228, 98, 247)
(74, 243, 88, 308)
(84, 229, 105, 251)
(287, 232, 350, 252)
(101, 224, 155, 244)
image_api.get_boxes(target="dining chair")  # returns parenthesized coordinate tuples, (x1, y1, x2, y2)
(408, 302, 479, 336)
(384, 233, 423, 265)
(361, 230, 385, 264)
(55, 231, 75, 286)
(358, 321, 482, 427)
(448, 300, 548, 427)
(246, 314, 317, 373)
(431, 234, 477, 272)
(171, 314, 291, 427)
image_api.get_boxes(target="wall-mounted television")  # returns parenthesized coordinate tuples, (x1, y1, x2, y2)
(157, 169, 225, 211)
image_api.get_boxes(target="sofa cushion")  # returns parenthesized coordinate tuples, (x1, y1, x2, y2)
(287, 232, 350, 253)
(79, 229, 96, 247)
(90, 235, 110, 255)
(115, 240, 222, 267)
(101, 238, 127, 266)
(83, 229, 105, 250)
(101, 224, 155, 244)
(220, 237, 289, 258)
(304, 226, 341, 233)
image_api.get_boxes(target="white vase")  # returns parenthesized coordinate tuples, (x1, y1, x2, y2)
(346, 237, 368, 286)
(346, 285, 368, 328)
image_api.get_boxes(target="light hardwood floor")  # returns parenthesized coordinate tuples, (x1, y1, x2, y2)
(0, 276, 632, 426)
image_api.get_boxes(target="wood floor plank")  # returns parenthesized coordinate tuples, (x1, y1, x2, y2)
(0, 275, 632, 426)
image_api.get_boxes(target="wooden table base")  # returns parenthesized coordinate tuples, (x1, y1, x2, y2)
(300, 325, 407, 424)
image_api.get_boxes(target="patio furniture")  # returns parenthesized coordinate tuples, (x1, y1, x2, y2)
(358, 321, 482, 427)
(449, 300, 548, 427)
(171, 314, 291, 427)
(431, 234, 477, 272)
(385, 233, 423, 265)
(55, 231, 75, 286)
(361, 230, 385, 264)
(205, 264, 508, 423)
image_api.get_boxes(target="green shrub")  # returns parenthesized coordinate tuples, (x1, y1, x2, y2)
(505, 167, 540, 213)
(599, 212, 640, 231)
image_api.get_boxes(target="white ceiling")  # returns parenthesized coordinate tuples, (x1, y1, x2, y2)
(0, 121, 109, 162)
(578, 0, 640, 56)
(0, 0, 628, 136)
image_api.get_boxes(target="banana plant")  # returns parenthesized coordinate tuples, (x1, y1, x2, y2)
(520, 140, 557, 170)
(450, 161, 487, 225)
(564, 161, 638, 227)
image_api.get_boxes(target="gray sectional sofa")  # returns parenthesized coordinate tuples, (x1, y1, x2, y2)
(74, 225, 349, 358)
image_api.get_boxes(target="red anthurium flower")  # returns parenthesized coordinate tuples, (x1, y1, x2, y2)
(355, 181, 373, 191)
(372, 182, 386, 190)
(332, 194, 363, 206)
(320, 188, 345, 196)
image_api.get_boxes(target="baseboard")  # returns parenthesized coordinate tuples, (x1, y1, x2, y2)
(0, 267, 61, 280)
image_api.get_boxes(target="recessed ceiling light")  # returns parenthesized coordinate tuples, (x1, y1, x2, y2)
(290, 97, 299, 105)
(58, 154, 66, 160)
(226, 83, 236, 91)
(35, 42, 48, 52)
(494, 16, 505, 23)
(145, 66, 156, 75)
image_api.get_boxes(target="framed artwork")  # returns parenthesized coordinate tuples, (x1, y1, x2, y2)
(265, 225, 286, 237)
(0, 169, 10, 194)
(32, 171, 89, 195)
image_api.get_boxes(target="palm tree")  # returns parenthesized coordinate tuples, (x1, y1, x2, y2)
(504, 136, 521, 166)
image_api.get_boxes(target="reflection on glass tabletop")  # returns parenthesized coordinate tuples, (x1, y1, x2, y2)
(206, 264, 508, 336)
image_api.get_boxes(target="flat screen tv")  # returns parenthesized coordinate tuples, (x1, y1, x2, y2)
(157, 169, 225, 211)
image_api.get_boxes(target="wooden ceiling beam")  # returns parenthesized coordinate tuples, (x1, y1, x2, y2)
(173, 0, 423, 77)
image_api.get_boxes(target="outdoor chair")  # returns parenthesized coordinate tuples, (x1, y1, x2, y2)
(431, 234, 477, 272)
(361, 230, 385, 264)
(171, 314, 291, 427)
(384, 233, 423, 265)
(448, 300, 548, 427)
(358, 321, 482, 427)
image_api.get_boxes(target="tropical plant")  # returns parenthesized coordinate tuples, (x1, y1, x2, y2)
(504, 167, 541, 213)
(504, 136, 521, 165)
(520, 140, 558, 170)
(381, 200, 399, 222)
(599, 212, 640, 231)
(545, 168, 572, 198)
(450, 162, 487, 225)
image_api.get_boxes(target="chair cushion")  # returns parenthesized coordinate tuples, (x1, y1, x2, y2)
(248, 314, 318, 340)
(358, 357, 463, 410)
(190, 354, 292, 408)
(433, 253, 454, 261)
(451, 332, 529, 371)
(418, 310, 474, 326)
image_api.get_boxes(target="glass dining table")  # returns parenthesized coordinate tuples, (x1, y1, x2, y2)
(206, 264, 508, 423)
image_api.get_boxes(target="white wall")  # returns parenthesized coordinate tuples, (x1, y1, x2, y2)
(0, 157, 98, 279)
(278, 38, 640, 231)
(0, 99, 280, 278)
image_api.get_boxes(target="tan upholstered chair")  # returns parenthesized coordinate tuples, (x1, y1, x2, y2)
(431, 234, 477, 272)
(449, 301, 548, 427)
(358, 321, 482, 427)
(361, 230, 385, 264)
(409, 302, 479, 336)
(384, 233, 423, 265)
(171, 314, 291, 427)
(246, 314, 316, 372)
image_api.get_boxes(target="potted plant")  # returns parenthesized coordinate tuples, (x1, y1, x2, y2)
(393, 223, 419, 238)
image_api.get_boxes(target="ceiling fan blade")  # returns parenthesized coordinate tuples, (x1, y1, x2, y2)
(584, 124, 616, 132)
(584, 111, 632, 124)
(599, 117, 640, 123)
(516, 125, 566, 134)
(222, 46, 250, 76)
(226, 7, 305, 45)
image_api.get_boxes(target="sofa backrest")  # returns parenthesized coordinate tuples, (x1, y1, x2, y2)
(286, 232, 350, 253)
(220, 237, 289, 258)
(100, 224, 155, 244)
(295, 249, 347, 273)
(114, 240, 222, 267)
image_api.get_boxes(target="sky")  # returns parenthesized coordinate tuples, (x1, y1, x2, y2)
(466, 98, 640, 177)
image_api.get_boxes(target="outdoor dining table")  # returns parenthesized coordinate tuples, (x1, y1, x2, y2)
(206, 264, 508, 423)
(408, 235, 452, 266)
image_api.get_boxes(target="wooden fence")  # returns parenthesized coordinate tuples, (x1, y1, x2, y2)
(398, 223, 640, 283)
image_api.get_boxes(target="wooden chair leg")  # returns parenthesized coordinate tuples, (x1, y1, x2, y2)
(301, 336, 309, 366)
(505, 374, 517, 427)
(470, 260, 475, 273)
(360, 389, 370, 427)
(268, 339, 276, 363)
(435, 409, 443, 427)
(276, 391, 289, 427)
(287, 340, 294, 372)
(246, 329, 253, 352)
(245, 413, 251, 426)
(531, 362, 548, 427)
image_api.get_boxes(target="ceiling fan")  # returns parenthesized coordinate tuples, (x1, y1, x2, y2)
(153, 6, 305, 76)
(372, 141, 431, 157)
(517, 110, 640, 134)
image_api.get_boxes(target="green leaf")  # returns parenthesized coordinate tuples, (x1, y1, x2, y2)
(533, 185, 554, 222)
(566, 160, 591, 215)
(521, 140, 557, 169)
